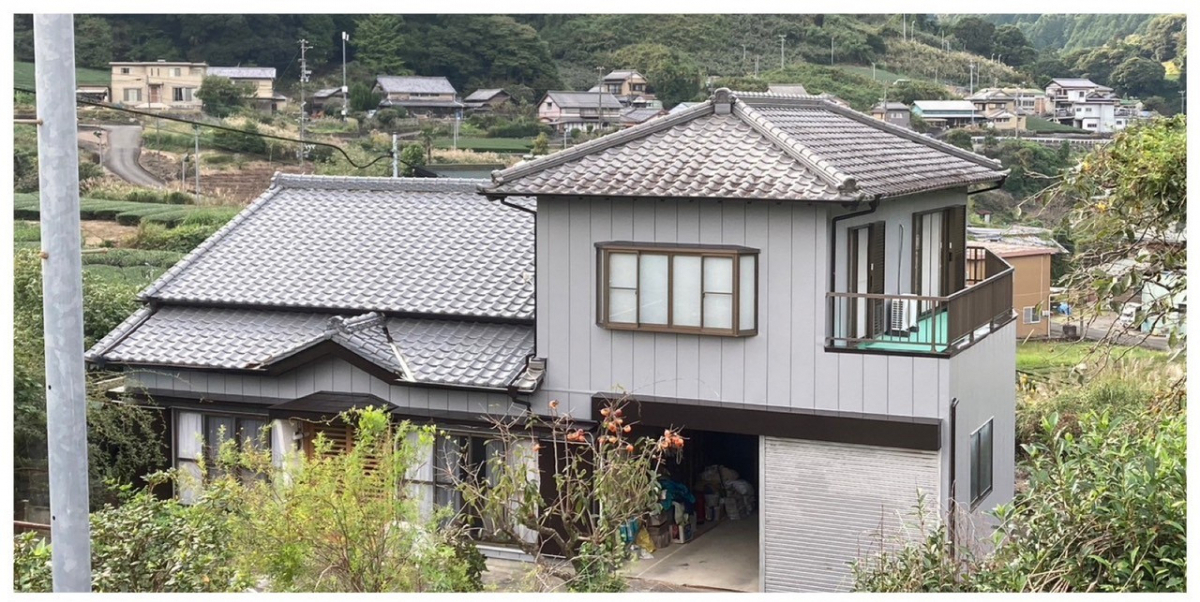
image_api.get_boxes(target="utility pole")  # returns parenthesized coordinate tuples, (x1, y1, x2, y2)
(742, 44, 747, 67)
(830, 36, 835, 65)
(298, 38, 311, 162)
(871, 62, 877, 82)
(341, 32, 349, 120)
(755, 56, 760, 78)
(33, 13, 92, 592)
(902, 14, 906, 42)
(193, 125, 200, 198)
(778, 34, 786, 70)
(596, 66, 604, 131)
(453, 109, 461, 150)
(391, 133, 399, 178)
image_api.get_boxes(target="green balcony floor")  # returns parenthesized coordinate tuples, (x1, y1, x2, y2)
(859, 311, 949, 353)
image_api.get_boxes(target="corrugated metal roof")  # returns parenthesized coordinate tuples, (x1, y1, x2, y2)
(208, 66, 276, 79)
(544, 91, 623, 109)
(376, 75, 457, 95)
(486, 89, 1004, 201)
(141, 175, 534, 320)
(912, 100, 977, 112)
(767, 84, 808, 95)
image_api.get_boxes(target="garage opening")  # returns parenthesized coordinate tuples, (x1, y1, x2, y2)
(622, 425, 761, 592)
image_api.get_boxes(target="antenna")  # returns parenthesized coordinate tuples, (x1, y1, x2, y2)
(298, 38, 311, 162)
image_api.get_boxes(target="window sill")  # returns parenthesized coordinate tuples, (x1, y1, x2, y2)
(599, 322, 757, 337)
(969, 486, 993, 512)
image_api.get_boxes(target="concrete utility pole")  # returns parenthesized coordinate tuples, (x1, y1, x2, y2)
(596, 66, 604, 130)
(871, 62, 877, 82)
(341, 31, 349, 120)
(33, 13, 92, 592)
(755, 56, 760, 78)
(742, 44, 747, 67)
(193, 125, 201, 198)
(391, 133, 399, 178)
(902, 14, 906, 42)
(778, 34, 786, 70)
(298, 38, 311, 162)
(830, 36, 835, 65)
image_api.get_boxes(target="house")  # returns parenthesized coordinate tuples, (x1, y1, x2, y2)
(76, 85, 110, 103)
(91, 88, 1018, 593)
(537, 91, 623, 132)
(207, 66, 286, 112)
(911, 99, 979, 128)
(463, 88, 511, 112)
(619, 106, 668, 127)
(598, 70, 655, 106)
(374, 76, 463, 117)
(1044, 78, 1122, 131)
(483, 88, 1015, 592)
(669, 101, 702, 115)
(110, 60, 208, 111)
(968, 226, 1067, 339)
(309, 87, 345, 115)
(982, 109, 1027, 131)
(870, 101, 911, 129)
(966, 89, 1016, 115)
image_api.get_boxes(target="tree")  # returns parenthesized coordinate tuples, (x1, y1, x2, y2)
(992, 25, 1035, 68)
(400, 143, 426, 176)
(981, 139, 1072, 200)
(951, 16, 995, 56)
(944, 129, 974, 151)
(348, 82, 382, 113)
(195, 75, 252, 118)
(1140, 95, 1174, 117)
(605, 43, 700, 108)
(531, 132, 550, 155)
(75, 16, 114, 70)
(887, 80, 952, 105)
(353, 15, 409, 75)
(1141, 14, 1186, 62)
(1110, 56, 1166, 98)
(1055, 116, 1187, 348)
(451, 397, 683, 591)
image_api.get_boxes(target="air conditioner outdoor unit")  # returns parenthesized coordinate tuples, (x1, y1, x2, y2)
(888, 296, 919, 336)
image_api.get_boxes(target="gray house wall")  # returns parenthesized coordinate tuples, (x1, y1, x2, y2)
(530, 192, 967, 421)
(125, 355, 526, 417)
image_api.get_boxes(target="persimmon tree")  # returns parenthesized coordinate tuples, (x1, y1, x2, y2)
(449, 396, 683, 591)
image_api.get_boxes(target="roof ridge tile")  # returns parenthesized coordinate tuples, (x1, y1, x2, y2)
(731, 95, 858, 194)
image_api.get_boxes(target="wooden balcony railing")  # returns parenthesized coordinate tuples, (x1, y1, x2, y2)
(826, 248, 1014, 355)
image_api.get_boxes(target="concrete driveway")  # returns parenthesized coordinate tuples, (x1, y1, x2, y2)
(623, 515, 760, 592)
(85, 124, 164, 188)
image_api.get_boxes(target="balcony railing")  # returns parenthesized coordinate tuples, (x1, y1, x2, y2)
(826, 248, 1014, 355)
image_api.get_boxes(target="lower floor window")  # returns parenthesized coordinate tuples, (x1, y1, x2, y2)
(175, 410, 269, 503)
(1023, 306, 1042, 324)
(970, 419, 994, 507)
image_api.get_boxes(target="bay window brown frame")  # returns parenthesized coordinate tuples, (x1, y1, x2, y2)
(596, 241, 759, 336)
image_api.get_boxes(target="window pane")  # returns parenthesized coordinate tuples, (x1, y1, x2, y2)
(673, 256, 702, 327)
(739, 254, 756, 330)
(703, 256, 733, 294)
(970, 433, 980, 500)
(982, 422, 994, 495)
(609, 252, 637, 289)
(239, 418, 267, 451)
(704, 293, 732, 329)
(206, 416, 236, 454)
(177, 412, 203, 461)
(609, 289, 637, 323)
(639, 254, 668, 325)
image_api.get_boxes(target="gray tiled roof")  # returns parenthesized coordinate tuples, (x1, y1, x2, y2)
(620, 107, 666, 124)
(376, 76, 457, 95)
(485, 89, 1004, 201)
(86, 306, 532, 389)
(767, 84, 808, 95)
(1048, 78, 1110, 90)
(208, 66, 276, 79)
(464, 88, 505, 102)
(544, 91, 623, 109)
(142, 175, 534, 319)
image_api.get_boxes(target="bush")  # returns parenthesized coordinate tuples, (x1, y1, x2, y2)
(372, 107, 406, 128)
(180, 207, 239, 227)
(130, 222, 222, 253)
(165, 191, 194, 205)
(485, 117, 549, 138)
(400, 144, 426, 176)
(212, 123, 268, 156)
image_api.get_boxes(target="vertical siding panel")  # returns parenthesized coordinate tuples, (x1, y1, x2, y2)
(409, 387, 429, 413)
(351, 365, 370, 395)
(911, 359, 940, 418)
(837, 354, 864, 413)
(630, 201, 657, 395)
(589, 198, 612, 396)
(568, 200, 592, 405)
(610, 199, 635, 392)
(277, 368, 297, 399)
(861, 355, 889, 415)
(887, 356, 914, 417)
(766, 203, 793, 408)
(370, 371, 390, 401)
(697, 203, 724, 400)
(721, 202, 746, 401)
(536, 205, 550, 370)
(260, 374, 279, 399)
(546, 201, 572, 396)
(224, 374, 243, 398)
(675, 200, 701, 400)
(743, 203, 769, 405)
(428, 388, 450, 414)
(332, 360, 352, 393)
(242, 372, 261, 398)
(654, 201, 678, 397)
(811, 210, 836, 411)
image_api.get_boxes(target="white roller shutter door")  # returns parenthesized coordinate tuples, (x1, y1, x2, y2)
(762, 438, 939, 592)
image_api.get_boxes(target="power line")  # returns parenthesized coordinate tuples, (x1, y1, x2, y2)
(14, 85, 435, 174)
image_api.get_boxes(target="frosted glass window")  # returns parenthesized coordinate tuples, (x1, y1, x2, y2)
(739, 254, 757, 330)
(638, 254, 669, 325)
(608, 252, 638, 323)
(703, 294, 732, 329)
(673, 256, 702, 327)
(609, 253, 637, 288)
(703, 257, 733, 293)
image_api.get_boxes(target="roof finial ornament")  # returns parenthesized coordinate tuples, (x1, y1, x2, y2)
(712, 87, 734, 115)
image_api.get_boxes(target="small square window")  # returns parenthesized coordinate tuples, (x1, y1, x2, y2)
(970, 419, 994, 508)
(1023, 306, 1042, 324)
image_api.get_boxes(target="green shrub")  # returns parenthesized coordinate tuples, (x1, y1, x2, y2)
(14, 221, 41, 242)
(485, 117, 549, 138)
(114, 205, 182, 226)
(212, 123, 268, 156)
(203, 154, 235, 165)
(82, 248, 185, 269)
(180, 207, 238, 226)
(130, 222, 221, 253)
(124, 189, 165, 203)
(165, 191, 194, 205)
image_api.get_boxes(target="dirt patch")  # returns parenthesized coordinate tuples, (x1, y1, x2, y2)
(197, 161, 308, 203)
(140, 150, 181, 183)
(81, 220, 138, 247)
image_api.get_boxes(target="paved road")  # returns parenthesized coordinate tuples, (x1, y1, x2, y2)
(1050, 317, 1172, 351)
(89, 124, 164, 188)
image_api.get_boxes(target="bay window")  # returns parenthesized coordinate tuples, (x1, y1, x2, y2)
(598, 242, 758, 335)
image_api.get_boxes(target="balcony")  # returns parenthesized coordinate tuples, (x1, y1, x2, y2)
(826, 248, 1014, 356)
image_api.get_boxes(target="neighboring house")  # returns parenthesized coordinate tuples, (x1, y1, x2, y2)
(484, 88, 1016, 592)
(767, 83, 807, 95)
(966, 89, 1016, 115)
(537, 91, 623, 132)
(968, 226, 1067, 339)
(92, 88, 1018, 593)
(668, 101, 702, 115)
(1044, 78, 1121, 131)
(374, 76, 463, 117)
(110, 60, 208, 111)
(619, 106, 668, 127)
(870, 101, 911, 129)
(76, 85, 110, 103)
(982, 109, 1027, 131)
(598, 70, 655, 106)
(911, 99, 979, 128)
(207, 66, 286, 112)
(309, 87, 345, 114)
(463, 88, 511, 112)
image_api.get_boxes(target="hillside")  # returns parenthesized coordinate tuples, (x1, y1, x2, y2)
(980, 14, 1155, 51)
(14, 61, 110, 89)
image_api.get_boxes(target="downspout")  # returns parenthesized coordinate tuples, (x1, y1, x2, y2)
(948, 397, 959, 558)
(493, 194, 537, 414)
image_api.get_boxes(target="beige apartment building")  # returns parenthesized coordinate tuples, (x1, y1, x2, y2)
(111, 61, 283, 112)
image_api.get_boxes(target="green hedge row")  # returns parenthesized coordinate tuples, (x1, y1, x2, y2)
(81, 248, 186, 269)
(14, 195, 238, 228)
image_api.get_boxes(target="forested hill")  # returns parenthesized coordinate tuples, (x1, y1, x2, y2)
(12, 13, 1186, 112)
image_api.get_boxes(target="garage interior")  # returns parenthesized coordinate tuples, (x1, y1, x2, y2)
(622, 427, 761, 592)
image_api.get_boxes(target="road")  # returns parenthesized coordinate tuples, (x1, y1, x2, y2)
(1050, 316, 1172, 351)
(84, 124, 164, 188)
